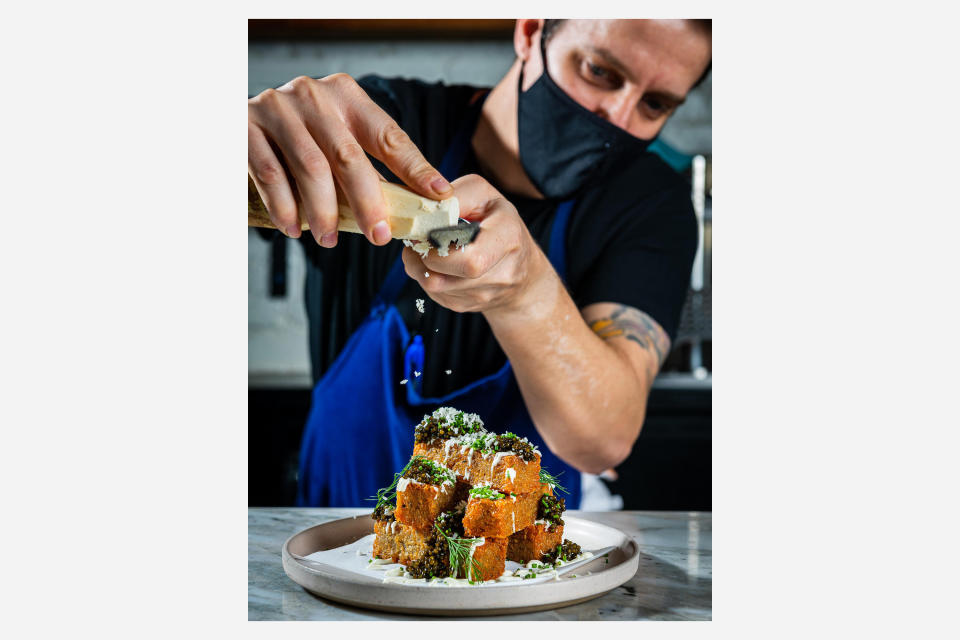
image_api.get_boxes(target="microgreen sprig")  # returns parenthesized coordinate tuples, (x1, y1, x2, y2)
(367, 457, 416, 511)
(433, 524, 483, 583)
(539, 468, 570, 495)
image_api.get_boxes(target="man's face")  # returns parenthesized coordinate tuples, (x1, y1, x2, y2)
(521, 20, 712, 141)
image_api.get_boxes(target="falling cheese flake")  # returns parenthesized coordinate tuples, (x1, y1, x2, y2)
(400, 379, 408, 385)
(414, 371, 422, 378)
(424, 271, 430, 278)
(415, 298, 425, 313)
(445, 370, 452, 375)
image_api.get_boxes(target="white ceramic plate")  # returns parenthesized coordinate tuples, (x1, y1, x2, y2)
(281, 515, 639, 616)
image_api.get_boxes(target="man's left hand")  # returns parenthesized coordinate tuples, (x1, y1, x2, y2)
(401, 174, 549, 315)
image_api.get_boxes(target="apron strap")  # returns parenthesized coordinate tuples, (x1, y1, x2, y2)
(374, 256, 409, 308)
(436, 92, 487, 182)
(547, 199, 575, 281)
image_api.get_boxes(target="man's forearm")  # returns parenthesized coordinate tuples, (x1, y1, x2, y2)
(482, 251, 653, 473)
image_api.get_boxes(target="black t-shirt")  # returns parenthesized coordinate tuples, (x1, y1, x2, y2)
(300, 75, 697, 397)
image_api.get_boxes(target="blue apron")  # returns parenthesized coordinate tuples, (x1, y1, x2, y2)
(296, 93, 581, 509)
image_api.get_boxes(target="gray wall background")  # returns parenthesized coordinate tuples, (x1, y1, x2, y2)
(248, 39, 712, 387)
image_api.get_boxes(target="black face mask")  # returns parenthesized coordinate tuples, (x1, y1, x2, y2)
(517, 36, 655, 200)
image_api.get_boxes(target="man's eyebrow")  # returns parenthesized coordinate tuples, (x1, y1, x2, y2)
(586, 46, 686, 105)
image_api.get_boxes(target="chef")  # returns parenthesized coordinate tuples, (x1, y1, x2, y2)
(247, 19, 712, 508)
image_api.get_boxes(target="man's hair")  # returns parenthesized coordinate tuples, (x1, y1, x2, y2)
(541, 19, 712, 89)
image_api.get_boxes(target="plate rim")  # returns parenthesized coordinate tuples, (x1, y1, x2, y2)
(281, 514, 640, 616)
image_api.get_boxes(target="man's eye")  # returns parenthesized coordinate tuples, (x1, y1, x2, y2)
(644, 97, 664, 112)
(580, 60, 618, 87)
(588, 62, 607, 78)
(641, 96, 674, 118)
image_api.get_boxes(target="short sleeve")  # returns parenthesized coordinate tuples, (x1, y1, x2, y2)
(571, 187, 697, 343)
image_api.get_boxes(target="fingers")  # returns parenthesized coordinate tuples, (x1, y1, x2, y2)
(248, 121, 300, 237)
(402, 246, 450, 291)
(347, 99, 453, 201)
(254, 100, 344, 246)
(447, 174, 503, 221)
(420, 179, 517, 279)
(402, 248, 499, 314)
(310, 121, 391, 245)
(249, 73, 449, 247)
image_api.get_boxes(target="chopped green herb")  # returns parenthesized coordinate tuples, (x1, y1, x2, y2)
(403, 456, 456, 485)
(469, 485, 505, 500)
(489, 433, 537, 461)
(540, 539, 582, 565)
(538, 494, 566, 527)
(413, 408, 485, 443)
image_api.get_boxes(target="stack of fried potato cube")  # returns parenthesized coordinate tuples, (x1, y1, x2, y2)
(372, 407, 566, 582)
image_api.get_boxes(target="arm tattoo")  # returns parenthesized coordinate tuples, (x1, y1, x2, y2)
(589, 305, 671, 368)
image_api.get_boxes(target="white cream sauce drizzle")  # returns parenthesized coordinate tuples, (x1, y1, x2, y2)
(396, 477, 419, 492)
(375, 550, 595, 585)
(489, 451, 509, 475)
(505, 467, 516, 482)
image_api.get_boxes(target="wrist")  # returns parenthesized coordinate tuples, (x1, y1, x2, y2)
(485, 243, 557, 325)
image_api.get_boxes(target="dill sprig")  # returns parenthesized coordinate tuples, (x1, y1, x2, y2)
(367, 458, 416, 511)
(433, 524, 483, 583)
(539, 468, 569, 495)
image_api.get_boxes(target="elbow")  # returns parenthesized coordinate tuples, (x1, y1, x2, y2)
(552, 415, 642, 474)
(580, 438, 633, 474)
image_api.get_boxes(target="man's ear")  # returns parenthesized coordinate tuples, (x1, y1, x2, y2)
(513, 19, 543, 61)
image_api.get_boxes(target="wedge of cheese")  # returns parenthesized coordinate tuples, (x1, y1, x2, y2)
(248, 176, 459, 241)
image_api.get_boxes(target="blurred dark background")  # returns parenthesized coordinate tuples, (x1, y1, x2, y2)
(248, 19, 711, 510)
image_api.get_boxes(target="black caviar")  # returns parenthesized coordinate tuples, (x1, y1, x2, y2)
(402, 456, 454, 485)
(414, 417, 455, 444)
(414, 412, 484, 444)
(371, 503, 395, 522)
(538, 494, 565, 527)
(490, 432, 538, 461)
(406, 535, 451, 579)
(540, 539, 582, 565)
(406, 506, 467, 579)
(434, 505, 467, 538)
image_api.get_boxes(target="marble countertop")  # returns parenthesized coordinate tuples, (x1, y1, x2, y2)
(250, 508, 711, 620)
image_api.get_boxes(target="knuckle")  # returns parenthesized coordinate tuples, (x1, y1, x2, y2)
(269, 204, 297, 227)
(289, 76, 315, 97)
(298, 148, 330, 181)
(323, 72, 357, 91)
(462, 254, 488, 278)
(334, 141, 367, 168)
(379, 124, 411, 155)
(252, 162, 285, 186)
(290, 75, 313, 89)
(252, 87, 279, 107)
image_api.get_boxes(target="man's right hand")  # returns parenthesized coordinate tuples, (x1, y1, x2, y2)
(248, 74, 453, 247)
